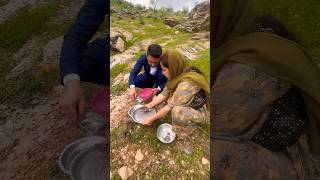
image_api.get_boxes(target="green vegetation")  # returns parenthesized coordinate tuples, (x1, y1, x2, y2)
(0, 69, 58, 106)
(111, 83, 127, 96)
(110, 1, 209, 178)
(44, 19, 74, 39)
(110, 63, 129, 79)
(191, 49, 210, 80)
(111, 16, 192, 52)
(0, 0, 9, 7)
(0, 3, 59, 52)
(111, 122, 210, 178)
(256, 0, 320, 56)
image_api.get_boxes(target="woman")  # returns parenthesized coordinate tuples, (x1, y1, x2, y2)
(211, 0, 320, 179)
(142, 49, 210, 137)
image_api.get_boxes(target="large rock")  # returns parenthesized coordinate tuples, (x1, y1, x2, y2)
(115, 37, 125, 52)
(6, 37, 41, 79)
(110, 28, 126, 52)
(177, 0, 210, 32)
(0, 0, 38, 23)
(164, 18, 179, 27)
(191, 32, 210, 40)
(118, 166, 133, 180)
(110, 29, 121, 41)
(41, 36, 64, 70)
(111, 7, 138, 19)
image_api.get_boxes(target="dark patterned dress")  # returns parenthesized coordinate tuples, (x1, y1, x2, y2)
(212, 62, 320, 180)
(160, 79, 209, 137)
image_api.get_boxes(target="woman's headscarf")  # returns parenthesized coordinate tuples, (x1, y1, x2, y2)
(164, 49, 210, 109)
(212, 0, 320, 154)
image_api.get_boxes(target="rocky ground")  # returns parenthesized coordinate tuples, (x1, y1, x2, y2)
(110, 1, 210, 179)
(0, 0, 106, 179)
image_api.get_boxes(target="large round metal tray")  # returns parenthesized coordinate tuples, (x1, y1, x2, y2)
(128, 105, 156, 124)
(58, 136, 106, 175)
(70, 142, 108, 180)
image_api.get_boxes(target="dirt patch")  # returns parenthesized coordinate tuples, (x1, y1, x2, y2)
(111, 121, 210, 179)
(0, 92, 84, 180)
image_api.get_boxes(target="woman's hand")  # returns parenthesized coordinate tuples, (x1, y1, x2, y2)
(142, 106, 171, 126)
(142, 117, 154, 126)
(152, 88, 160, 95)
(143, 103, 153, 111)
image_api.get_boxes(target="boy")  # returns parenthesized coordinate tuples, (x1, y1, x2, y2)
(128, 44, 167, 101)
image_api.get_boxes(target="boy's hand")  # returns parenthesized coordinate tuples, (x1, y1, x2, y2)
(152, 88, 160, 95)
(128, 88, 137, 101)
(59, 80, 86, 127)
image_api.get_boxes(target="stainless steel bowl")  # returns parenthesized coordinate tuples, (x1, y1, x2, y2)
(157, 123, 176, 143)
(58, 136, 106, 175)
(128, 105, 156, 124)
(70, 142, 108, 180)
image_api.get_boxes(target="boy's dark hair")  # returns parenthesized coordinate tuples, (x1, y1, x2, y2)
(147, 44, 162, 58)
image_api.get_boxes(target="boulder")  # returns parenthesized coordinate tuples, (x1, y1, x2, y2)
(164, 18, 179, 27)
(177, 0, 210, 32)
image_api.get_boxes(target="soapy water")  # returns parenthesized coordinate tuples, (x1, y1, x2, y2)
(133, 108, 155, 123)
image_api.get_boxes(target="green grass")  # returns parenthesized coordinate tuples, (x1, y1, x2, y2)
(0, 0, 9, 7)
(256, 0, 320, 56)
(0, 69, 59, 106)
(44, 19, 74, 39)
(111, 122, 210, 178)
(0, 2, 59, 52)
(111, 83, 127, 96)
(150, 164, 172, 179)
(110, 63, 129, 79)
(111, 17, 191, 47)
(191, 49, 210, 80)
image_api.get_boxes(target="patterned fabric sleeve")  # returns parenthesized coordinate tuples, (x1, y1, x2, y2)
(167, 80, 201, 108)
(159, 86, 170, 97)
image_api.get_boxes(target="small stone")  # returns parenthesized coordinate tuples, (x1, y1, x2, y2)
(181, 160, 186, 166)
(0, 113, 8, 119)
(0, 104, 8, 111)
(49, 100, 58, 105)
(30, 99, 39, 105)
(201, 157, 209, 165)
(135, 149, 144, 161)
(121, 154, 126, 160)
(118, 166, 133, 180)
(53, 85, 64, 95)
(169, 160, 175, 165)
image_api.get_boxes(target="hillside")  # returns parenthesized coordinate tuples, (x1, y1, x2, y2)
(0, 0, 107, 179)
(110, 0, 210, 179)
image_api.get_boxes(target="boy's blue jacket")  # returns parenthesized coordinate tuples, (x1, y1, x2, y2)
(129, 54, 167, 90)
(59, 0, 108, 85)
